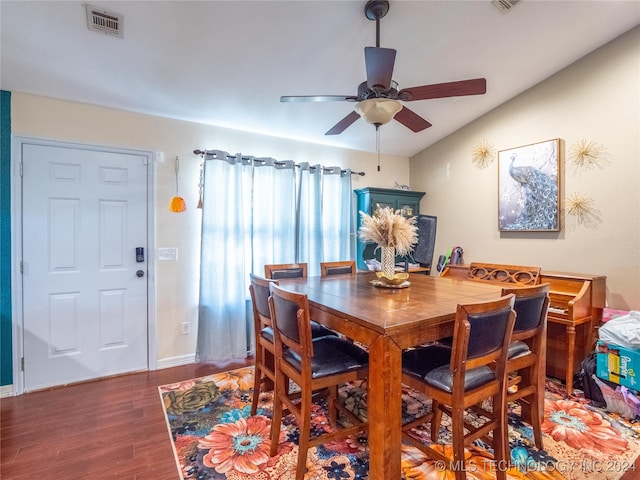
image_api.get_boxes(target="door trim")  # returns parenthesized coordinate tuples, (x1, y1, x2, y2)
(11, 136, 157, 395)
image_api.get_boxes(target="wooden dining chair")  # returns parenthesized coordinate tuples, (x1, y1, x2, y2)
(248, 274, 280, 416)
(248, 274, 336, 415)
(268, 283, 369, 480)
(264, 262, 308, 280)
(401, 294, 516, 480)
(467, 262, 542, 286)
(501, 282, 550, 450)
(320, 260, 356, 278)
(263, 262, 338, 338)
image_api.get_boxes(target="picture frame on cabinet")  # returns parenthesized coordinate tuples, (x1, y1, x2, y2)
(498, 138, 561, 232)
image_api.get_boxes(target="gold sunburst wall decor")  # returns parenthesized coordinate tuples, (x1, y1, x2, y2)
(567, 192, 594, 216)
(471, 140, 496, 169)
(566, 192, 601, 228)
(569, 139, 604, 169)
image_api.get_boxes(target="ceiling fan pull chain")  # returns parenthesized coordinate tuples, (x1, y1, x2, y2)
(376, 125, 381, 172)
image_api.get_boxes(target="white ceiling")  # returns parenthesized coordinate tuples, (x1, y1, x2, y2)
(1, 1, 639, 157)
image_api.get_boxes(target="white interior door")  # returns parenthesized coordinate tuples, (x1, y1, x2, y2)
(21, 142, 149, 391)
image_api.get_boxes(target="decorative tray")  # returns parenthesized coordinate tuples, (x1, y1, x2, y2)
(370, 279, 411, 289)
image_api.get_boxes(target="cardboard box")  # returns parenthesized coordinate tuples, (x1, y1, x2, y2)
(596, 341, 640, 389)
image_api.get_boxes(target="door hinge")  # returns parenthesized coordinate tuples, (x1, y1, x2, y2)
(19, 161, 24, 177)
(21, 357, 24, 371)
(20, 260, 24, 274)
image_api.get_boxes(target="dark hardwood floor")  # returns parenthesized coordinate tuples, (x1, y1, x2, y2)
(0, 359, 251, 480)
(5, 360, 639, 480)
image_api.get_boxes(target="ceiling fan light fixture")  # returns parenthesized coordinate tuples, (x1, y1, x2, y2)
(355, 98, 403, 126)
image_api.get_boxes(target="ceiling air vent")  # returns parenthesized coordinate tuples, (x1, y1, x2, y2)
(492, 0, 521, 13)
(85, 4, 123, 38)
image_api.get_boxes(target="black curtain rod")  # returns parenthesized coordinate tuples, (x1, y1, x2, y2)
(193, 149, 365, 177)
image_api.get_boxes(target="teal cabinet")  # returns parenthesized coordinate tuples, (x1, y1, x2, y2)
(354, 187, 425, 271)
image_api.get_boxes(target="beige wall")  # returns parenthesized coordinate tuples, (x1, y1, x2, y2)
(11, 26, 639, 366)
(11, 94, 410, 363)
(410, 26, 640, 310)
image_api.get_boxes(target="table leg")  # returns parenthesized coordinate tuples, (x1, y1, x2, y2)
(368, 335, 402, 480)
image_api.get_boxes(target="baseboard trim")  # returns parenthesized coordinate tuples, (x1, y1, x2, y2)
(0, 384, 14, 398)
(0, 357, 198, 396)
(156, 354, 196, 370)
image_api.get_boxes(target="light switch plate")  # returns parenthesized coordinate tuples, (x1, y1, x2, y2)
(158, 247, 178, 261)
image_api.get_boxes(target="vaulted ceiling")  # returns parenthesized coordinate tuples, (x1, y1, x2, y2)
(1, 1, 638, 156)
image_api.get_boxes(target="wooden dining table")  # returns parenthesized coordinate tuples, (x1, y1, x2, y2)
(277, 271, 505, 480)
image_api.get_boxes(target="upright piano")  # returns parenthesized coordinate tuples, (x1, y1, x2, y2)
(541, 271, 606, 395)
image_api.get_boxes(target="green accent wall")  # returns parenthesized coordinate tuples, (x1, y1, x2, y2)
(1, 90, 13, 386)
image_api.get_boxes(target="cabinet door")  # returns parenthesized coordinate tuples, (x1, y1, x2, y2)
(398, 199, 419, 218)
(369, 194, 420, 219)
(369, 192, 400, 213)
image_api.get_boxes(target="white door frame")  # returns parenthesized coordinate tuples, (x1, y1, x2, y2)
(11, 136, 158, 395)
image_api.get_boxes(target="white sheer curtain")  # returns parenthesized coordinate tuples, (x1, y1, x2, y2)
(197, 151, 354, 362)
(297, 163, 355, 276)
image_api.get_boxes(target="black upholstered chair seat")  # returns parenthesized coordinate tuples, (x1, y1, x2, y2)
(262, 321, 335, 344)
(311, 322, 338, 338)
(402, 344, 495, 394)
(423, 365, 495, 394)
(507, 340, 531, 359)
(402, 344, 452, 379)
(283, 336, 368, 379)
(260, 326, 275, 343)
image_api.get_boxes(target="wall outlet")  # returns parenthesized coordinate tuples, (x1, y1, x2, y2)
(181, 322, 190, 335)
(158, 247, 178, 261)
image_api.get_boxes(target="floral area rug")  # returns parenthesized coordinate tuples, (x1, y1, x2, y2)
(159, 366, 640, 480)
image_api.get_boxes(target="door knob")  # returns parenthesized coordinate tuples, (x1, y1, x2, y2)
(136, 270, 145, 278)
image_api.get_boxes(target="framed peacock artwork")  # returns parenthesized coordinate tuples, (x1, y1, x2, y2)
(498, 138, 561, 232)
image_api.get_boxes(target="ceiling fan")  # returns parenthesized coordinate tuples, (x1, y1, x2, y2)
(280, 0, 487, 136)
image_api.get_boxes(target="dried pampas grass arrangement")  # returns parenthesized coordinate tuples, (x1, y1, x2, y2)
(358, 207, 418, 256)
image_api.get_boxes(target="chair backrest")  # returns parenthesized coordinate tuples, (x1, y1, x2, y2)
(501, 283, 550, 341)
(320, 261, 356, 278)
(249, 274, 278, 333)
(268, 283, 314, 366)
(467, 262, 541, 286)
(250, 273, 277, 320)
(449, 294, 516, 387)
(264, 263, 308, 280)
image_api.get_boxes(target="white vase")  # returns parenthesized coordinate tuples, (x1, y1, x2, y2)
(380, 246, 396, 278)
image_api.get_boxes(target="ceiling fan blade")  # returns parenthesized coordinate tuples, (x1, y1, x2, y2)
(365, 46, 396, 89)
(325, 111, 361, 135)
(394, 107, 432, 132)
(281, 95, 357, 103)
(399, 78, 487, 101)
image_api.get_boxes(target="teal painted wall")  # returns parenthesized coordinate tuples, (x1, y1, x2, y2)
(1, 90, 13, 386)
